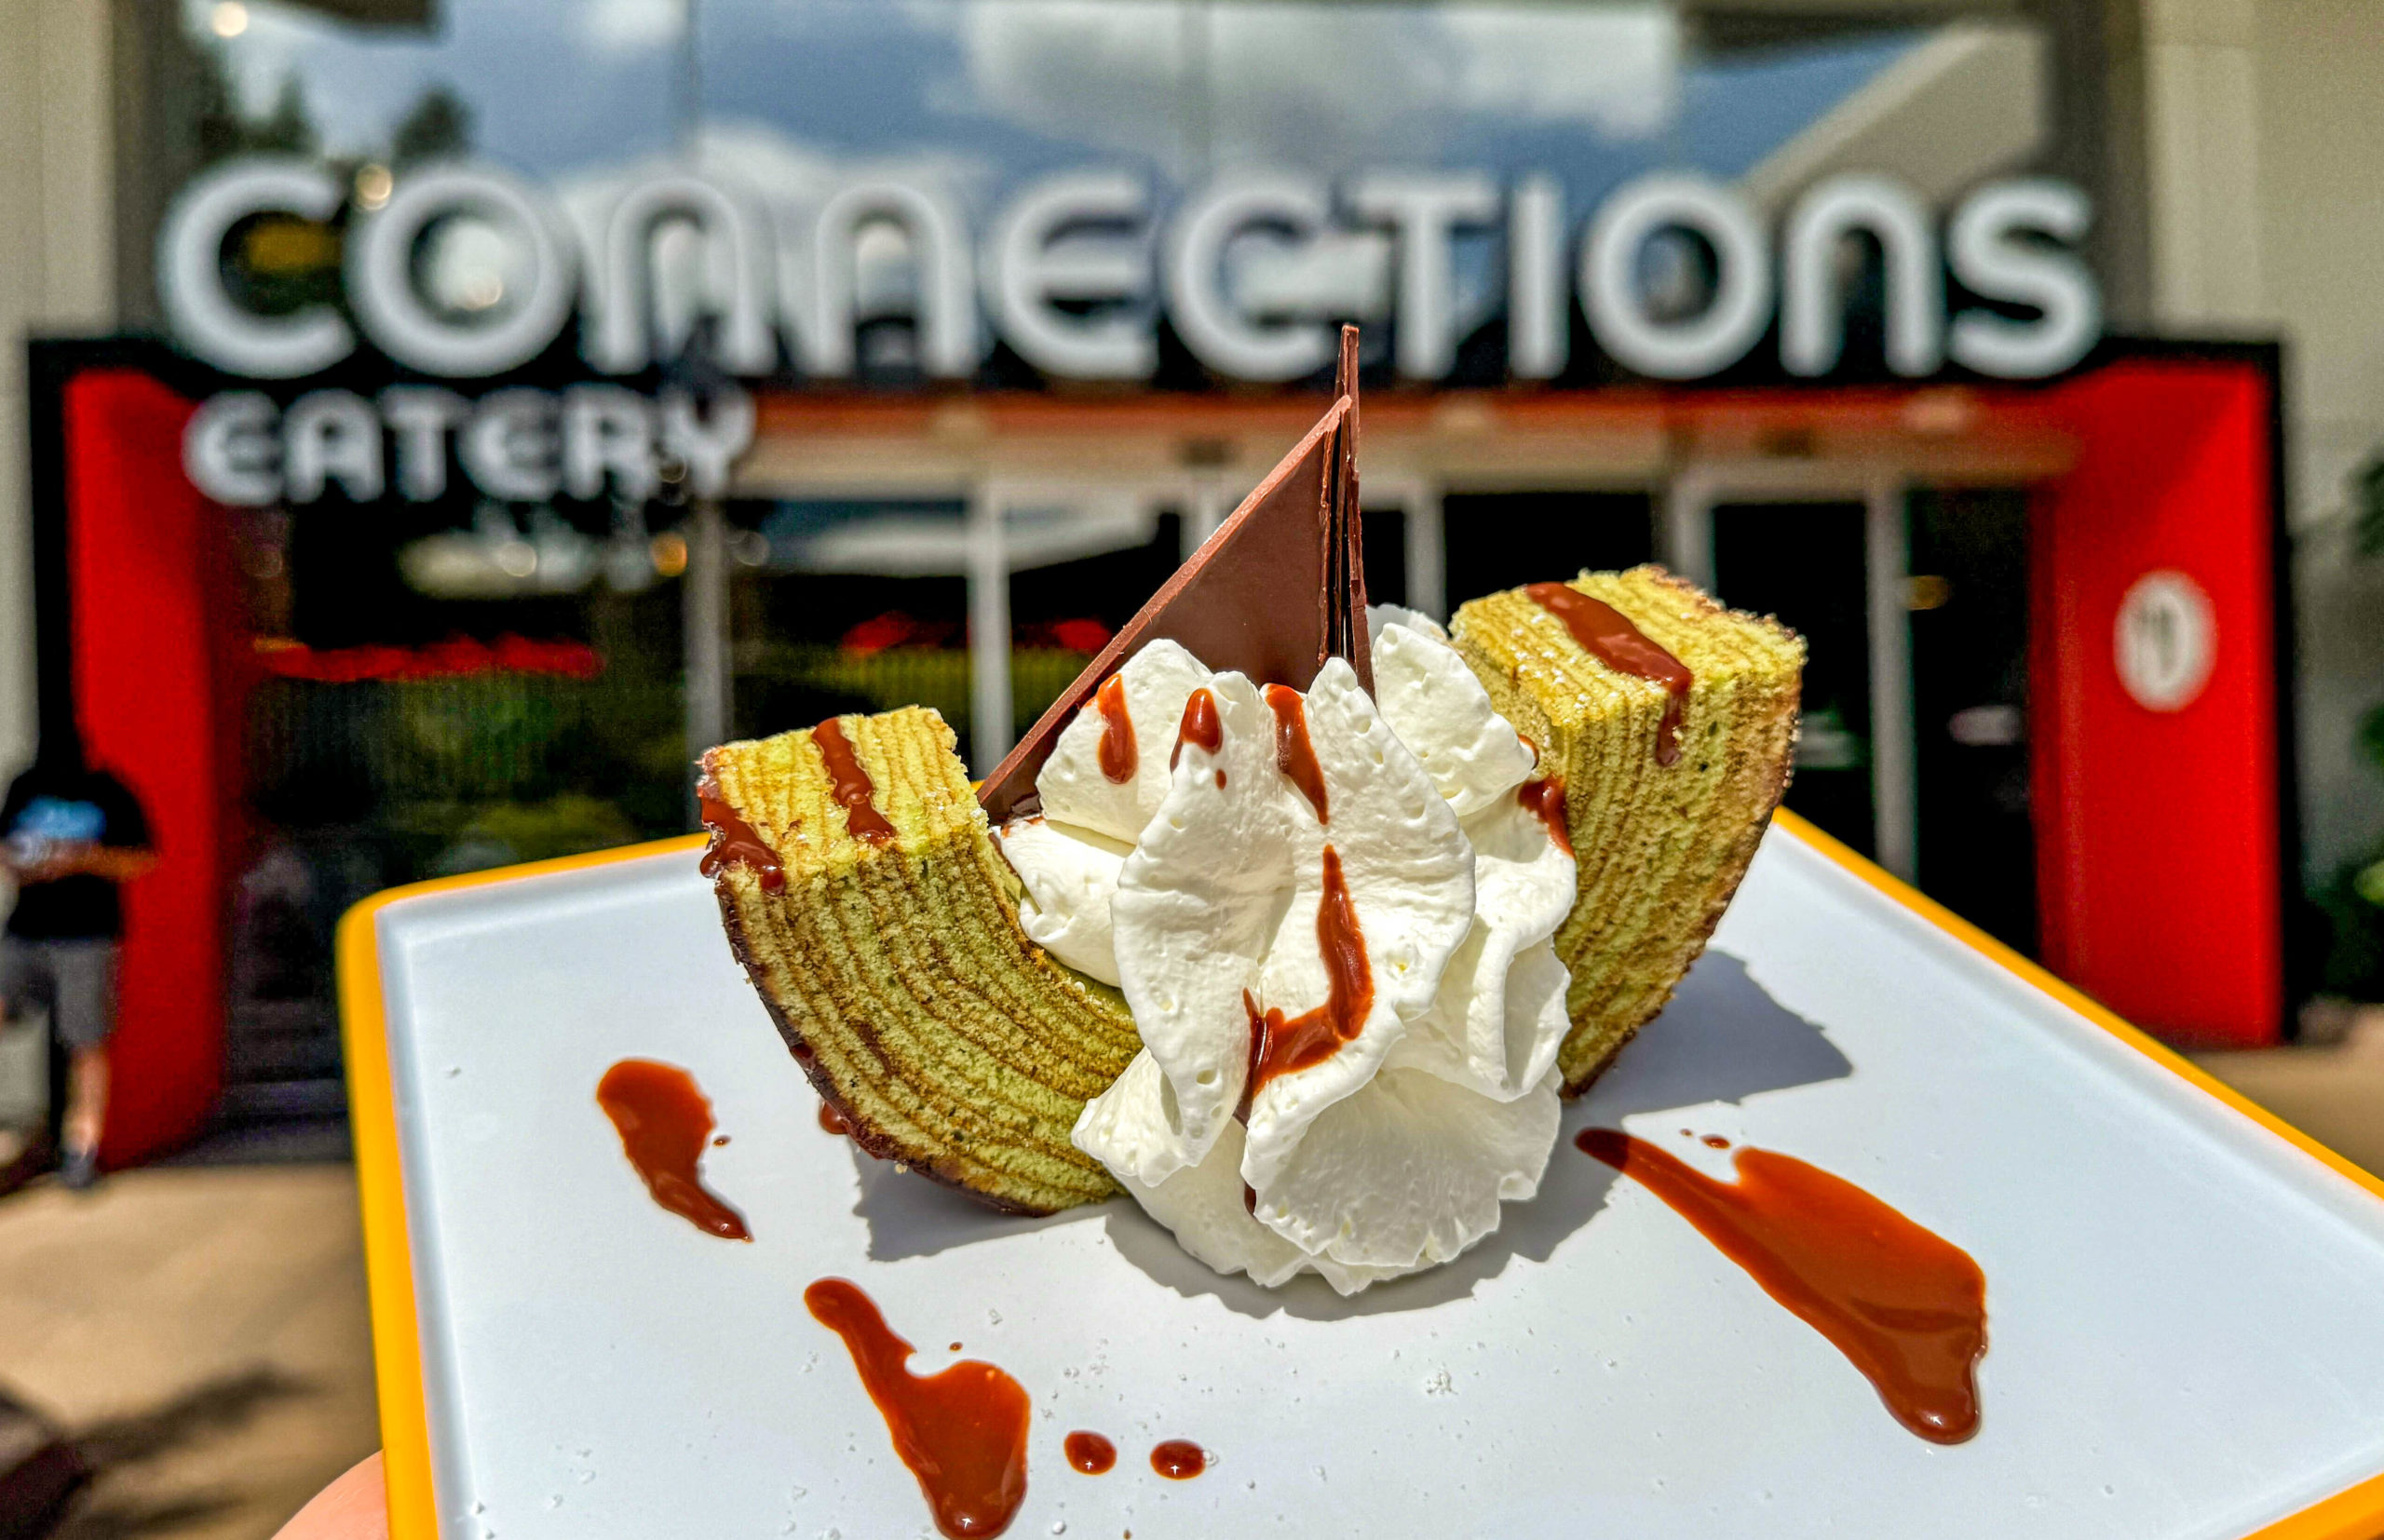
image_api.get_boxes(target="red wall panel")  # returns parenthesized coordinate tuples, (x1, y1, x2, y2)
(2032, 360, 2282, 1046)
(62, 371, 251, 1165)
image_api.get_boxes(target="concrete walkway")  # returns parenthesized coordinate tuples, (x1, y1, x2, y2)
(0, 1167, 378, 1540)
(2196, 1020, 2384, 1177)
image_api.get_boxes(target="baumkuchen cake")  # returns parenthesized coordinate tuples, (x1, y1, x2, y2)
(704, 708, 1137, 1213)
(703, 327, 1805, 1282)
(1450, 567, 1805, 1092)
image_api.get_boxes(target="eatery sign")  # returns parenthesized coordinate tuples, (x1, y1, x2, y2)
(169, 156, 2099, 506)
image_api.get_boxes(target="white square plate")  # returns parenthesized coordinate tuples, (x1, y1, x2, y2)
(339, 817, 2384, 1540)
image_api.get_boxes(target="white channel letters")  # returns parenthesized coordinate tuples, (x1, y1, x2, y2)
(165, 156, 2102, 505)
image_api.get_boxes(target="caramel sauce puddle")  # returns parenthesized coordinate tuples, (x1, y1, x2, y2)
(1063, 1431, 1117, 1475)
(1149, 1439, 1207, 1479)
(806, 1278, 1033, 1536)
(1579, 1129, 1987, 1444)
(596, 1060, 750, 1241)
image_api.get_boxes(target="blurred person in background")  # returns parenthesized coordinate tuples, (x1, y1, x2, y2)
(0, 741, 155, 1190)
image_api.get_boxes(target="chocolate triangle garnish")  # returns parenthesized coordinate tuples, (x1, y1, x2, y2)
(981, 325, 1370, 822)
(1327, 323, 1369, 682)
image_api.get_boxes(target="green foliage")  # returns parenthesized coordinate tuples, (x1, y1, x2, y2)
(2319, 864, 2384, 999)
(461, 793, 643, 866)
(250, 669, 691, 888)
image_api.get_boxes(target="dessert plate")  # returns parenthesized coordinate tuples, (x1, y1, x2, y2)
(338, 813, 2384, 1540)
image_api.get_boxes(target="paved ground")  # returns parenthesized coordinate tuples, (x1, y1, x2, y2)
(0, 1166, 377, 1540)
(2196, 1016, 2384, 1176)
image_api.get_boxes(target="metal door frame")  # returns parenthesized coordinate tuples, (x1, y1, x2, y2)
(1663, 463, 1917, 883)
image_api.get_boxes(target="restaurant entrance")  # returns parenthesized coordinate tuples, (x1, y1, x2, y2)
(1668, 468, 2039, 956)
(24, 339, 2295, 1168)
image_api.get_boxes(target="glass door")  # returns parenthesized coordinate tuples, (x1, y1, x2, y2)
(1440, 491, 1659, 617)
(1907, 487, 2037, 954)
(1666, 466, 1917, 881)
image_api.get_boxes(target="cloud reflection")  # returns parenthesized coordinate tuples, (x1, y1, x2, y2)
(929, 0, 1680, 175)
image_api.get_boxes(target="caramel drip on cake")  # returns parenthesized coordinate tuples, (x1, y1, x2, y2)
(815, 716, 898, 844)
(1524, 582, 1694, 766)
(1517, 775, 1571, 856)
(1171, 687, 1221, 769)
(1239, 845, 1370, 1108)
(1452, 567, 1804, 1093)
(1263, 684, 1330, 823)
(698, 779, 785, 892)
(1094, 674, 1136, 783)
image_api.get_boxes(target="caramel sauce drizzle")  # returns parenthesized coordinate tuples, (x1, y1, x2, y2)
(1239, 845, 1371, 1111)
(818, 1100, 853, 1136)
(1094, 674, 1136, 783)
(814, 716, 896, 844)
(1516, 775, 1571, 857)
(1171, 686, 1221, 770)
(1262, 683, 1329, 822)
(698, 780, 784, 893)
(1063, 1431, 1117, 1475)
(1524, 583, 1693, 766)
(596, 1060, 751, 1241)
(1149, 1440, 1208, 1479)
(1578, 1129, 1987, 1445)
(805, 1278, 1033, 1537)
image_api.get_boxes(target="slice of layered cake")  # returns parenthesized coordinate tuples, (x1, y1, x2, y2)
(704, 707, 1138, 1213)
(1449, 566, 1805, 1092)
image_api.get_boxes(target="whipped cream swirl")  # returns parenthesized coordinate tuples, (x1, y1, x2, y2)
(994, 610, 1577, 1294)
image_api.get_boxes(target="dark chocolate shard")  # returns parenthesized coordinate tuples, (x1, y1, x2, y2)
(980, 325, 1371, 823)
(1328, 323, 1369, 684)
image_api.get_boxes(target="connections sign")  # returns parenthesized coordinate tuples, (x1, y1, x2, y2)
(166, 155, 2100, 504)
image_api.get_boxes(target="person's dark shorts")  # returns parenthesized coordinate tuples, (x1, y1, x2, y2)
(0, 938, 118, 1051)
